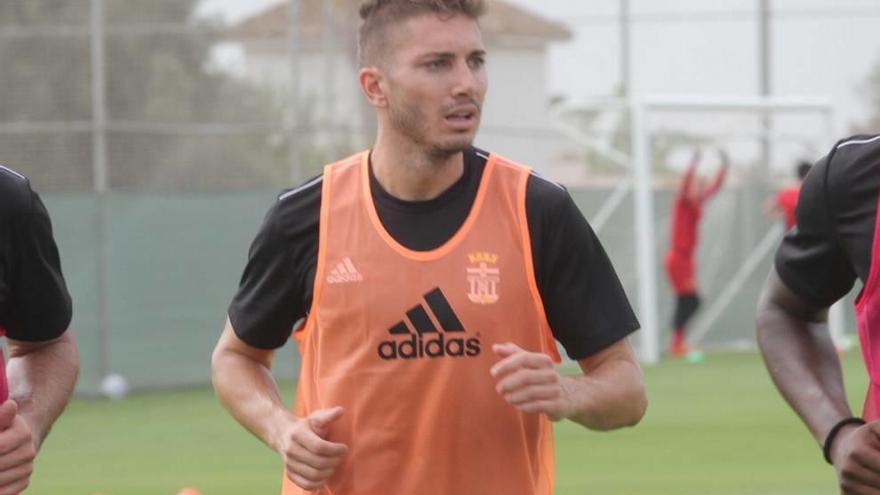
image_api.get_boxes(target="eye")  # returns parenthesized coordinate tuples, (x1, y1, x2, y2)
(426, 59, 450, 71)
(468, 56, 485, 70)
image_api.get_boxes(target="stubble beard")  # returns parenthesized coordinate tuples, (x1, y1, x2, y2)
(387, 96, 478, 163)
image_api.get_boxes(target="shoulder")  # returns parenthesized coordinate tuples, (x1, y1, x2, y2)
(825, 134, 880, 198)
(477, 148, 572, 217)
(820, 135, 880, 215)
(832, 134, 880, 161)
(277, 174, 323, 206)
(526, 170, 570, 218)
(268, 174, 324, 240)
(0, 165, 34, 219)
(481, 148, 575, 223)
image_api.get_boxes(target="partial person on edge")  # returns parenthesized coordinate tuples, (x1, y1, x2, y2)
(756, 134, 880, 494)
(0, 165, 78, 494)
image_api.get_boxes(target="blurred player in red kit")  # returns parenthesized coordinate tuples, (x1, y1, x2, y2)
(664, 149, 729, 357)
(766, 160, 812, 230)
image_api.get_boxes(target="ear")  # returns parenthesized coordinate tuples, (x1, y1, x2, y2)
(359, 67, 388, 109)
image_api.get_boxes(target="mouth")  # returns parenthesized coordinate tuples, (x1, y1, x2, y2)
(444, 106, 479, 129)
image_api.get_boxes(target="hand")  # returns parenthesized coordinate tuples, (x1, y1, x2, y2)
(277, 406, 349, 491)
(0, 400, 36, 495)
(490, 343, 570, 421)
(831, 421, 880, 494)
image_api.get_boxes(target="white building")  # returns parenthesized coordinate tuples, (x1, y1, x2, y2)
(229, 0, 572, 172)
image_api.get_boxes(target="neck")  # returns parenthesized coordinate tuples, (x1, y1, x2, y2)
(370, 130, 465, 202)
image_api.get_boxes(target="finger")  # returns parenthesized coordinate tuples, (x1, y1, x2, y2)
(297, 428, 349, 458)
(308, 407, 344, 436)
(0, 439, 35, 472)
(0, 478, 29, 495)
(490, 351, 554, 379)
(0, 403, 16, 431)
(0, 422, 31, 458)
(284, 460, 335, 485)
(287, 442, 345, 471)
(0, 459, 32, 488)
(512, 400, 561, 416)
(503, 385, 562, 407)
(840, 474, 880, 495)
(492, 342, 523, 358)
(287, 471, 325, 492)
(495, 368, 558, 395)
(854, 450, 880, 476)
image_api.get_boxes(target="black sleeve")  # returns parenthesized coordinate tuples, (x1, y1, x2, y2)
(4, 189, 72, 341)
(227, 178, 321, 349)
(527, 175, 640, 360)
(774, 143, 873, 307)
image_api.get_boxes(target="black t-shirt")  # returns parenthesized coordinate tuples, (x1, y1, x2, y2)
(229, 148, 639, 360)
(775, 134, 880, 307)
(0, 166, 72, 341)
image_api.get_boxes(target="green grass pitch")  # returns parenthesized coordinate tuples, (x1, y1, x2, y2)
(28, 351, 866, 494)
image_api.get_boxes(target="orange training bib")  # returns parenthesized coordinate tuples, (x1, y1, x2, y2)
(283, 151, 560, 495)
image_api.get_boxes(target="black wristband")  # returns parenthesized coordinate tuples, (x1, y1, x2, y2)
(823, 417, 866, 465)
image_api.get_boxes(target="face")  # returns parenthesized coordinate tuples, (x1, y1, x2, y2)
(371, 14, 488, 157)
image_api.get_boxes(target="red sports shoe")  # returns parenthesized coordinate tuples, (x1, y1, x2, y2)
(667, 331, 690, 357)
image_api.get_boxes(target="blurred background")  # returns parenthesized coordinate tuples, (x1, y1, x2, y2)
(2, 0, 878, 394)
(3, 1, 880, 493)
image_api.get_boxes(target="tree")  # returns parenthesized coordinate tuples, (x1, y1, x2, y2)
(0, 0, 286, 192)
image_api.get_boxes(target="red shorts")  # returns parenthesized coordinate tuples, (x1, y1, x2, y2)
(664, 252, 696, 295)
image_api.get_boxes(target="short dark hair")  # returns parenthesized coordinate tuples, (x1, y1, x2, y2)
(358, 0, 486, 66)
(796, 160, 812, 180)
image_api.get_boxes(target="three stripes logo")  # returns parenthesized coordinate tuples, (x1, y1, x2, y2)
(327, 257, 363, 284)
(378, 288, 481, 360)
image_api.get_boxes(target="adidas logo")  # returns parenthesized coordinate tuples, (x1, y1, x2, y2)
(327, 257, 363, 284)
(378, 288, 480, 360)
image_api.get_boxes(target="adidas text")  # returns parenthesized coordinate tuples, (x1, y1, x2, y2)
(378, 333, 481, 360)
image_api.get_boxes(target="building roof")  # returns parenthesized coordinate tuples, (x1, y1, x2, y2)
(230, 0, 572, 48)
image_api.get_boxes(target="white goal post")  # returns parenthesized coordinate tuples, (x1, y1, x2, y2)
(626, 95, 839, 364)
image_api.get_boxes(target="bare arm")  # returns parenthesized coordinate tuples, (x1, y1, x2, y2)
(756, 268, 880, 492)
(0, 331, 79, 494)
(680, 150, 700, 198)
(702, 149, 729, 199)
(756, 268, 847, 445)
(211, 319, 289, 449)
(211, 319, 347, 491)
(6, 330, 78, 450)
(564, 338, 647, 430)
(491, 338, 647, 431)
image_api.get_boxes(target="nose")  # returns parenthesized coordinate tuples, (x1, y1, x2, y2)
(451, 60, 482, 99)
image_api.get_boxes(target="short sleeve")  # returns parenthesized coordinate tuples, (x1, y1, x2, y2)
(4, 190, 72, 341)
(227, 180, 321, 349)
(527, 175, 640, 360)
(774, 153, 858, 307)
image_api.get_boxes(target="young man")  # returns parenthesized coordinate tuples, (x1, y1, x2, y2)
(0, 165, 79, 494)
(212, 1, 647, 494)
(664, 149, 728, 356)
(766, 160, 812, 230)
(756, 134, 880, 494)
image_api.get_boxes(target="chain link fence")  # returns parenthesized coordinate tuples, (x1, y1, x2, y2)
(1, 1, 854, 394)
